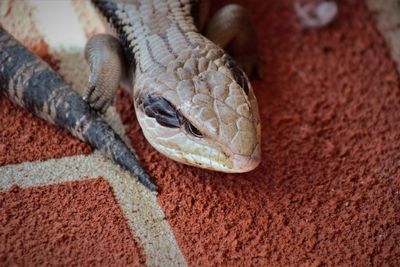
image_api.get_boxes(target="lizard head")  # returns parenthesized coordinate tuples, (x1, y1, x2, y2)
(133, 44, 261, 173)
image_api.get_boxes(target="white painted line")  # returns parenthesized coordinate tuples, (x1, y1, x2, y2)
(0, 153, 98, 189)
(0, 151, 187, 267)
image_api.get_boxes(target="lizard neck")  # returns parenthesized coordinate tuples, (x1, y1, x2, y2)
(95, 0, 202, 73)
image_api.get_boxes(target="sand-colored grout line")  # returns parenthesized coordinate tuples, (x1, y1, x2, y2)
(365, 0, 400, 72)
(0, 151, 187, 267)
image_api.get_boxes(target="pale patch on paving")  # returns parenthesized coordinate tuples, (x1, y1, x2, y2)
(70, 0, 110, 38)
(365, 0, 400, 72)
(0, 0, 45, 53)
(31, 0, 90, 95)
(0, 152, 187, 267)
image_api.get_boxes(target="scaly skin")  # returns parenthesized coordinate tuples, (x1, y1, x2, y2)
(0, 27, 157, 191)
(91, 0, 262, 172)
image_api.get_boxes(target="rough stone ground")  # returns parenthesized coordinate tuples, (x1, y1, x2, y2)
(1, 0, 400, 266)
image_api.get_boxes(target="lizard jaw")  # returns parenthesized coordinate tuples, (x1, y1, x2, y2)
(141, 125, 261, 173)
(156, 145, 261, 173)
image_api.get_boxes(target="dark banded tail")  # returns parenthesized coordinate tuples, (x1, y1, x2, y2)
(0, 27, 157, 192)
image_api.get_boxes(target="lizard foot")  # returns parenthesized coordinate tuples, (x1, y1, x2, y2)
(83, 78, 114, 114)
(83, 34, 126, 114)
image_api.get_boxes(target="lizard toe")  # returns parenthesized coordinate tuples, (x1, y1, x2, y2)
(82, 82, 96, 102)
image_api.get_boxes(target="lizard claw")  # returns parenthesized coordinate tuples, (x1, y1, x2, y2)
(83, 78, 114, 114)
(82, 81, 95, 102)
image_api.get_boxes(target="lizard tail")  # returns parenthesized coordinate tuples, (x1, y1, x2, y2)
(0, 27, 158, 192)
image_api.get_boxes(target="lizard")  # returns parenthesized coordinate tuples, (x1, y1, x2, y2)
(0, 0, 262, 192)
(85, 0, 262, 173)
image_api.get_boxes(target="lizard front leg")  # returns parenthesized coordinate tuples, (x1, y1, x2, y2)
(204, 4, 263, 78)
(84, 34, 128, 113)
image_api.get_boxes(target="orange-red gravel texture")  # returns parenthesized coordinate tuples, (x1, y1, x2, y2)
(117, 0, 400, 265)
(1, 0, 400, 265)
(0, 96, 91, 166)
(0, 178, 146, 266)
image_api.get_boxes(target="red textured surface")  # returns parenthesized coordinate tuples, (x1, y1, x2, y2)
(117, 0, 400, 265)
(1, 0, 400, 265)
(0, 178, 146, 266)
(0, 96, 91, 166)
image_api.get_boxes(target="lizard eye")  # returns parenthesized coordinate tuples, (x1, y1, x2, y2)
(185, 121, 203, 138)
(225, 55, 249, 95)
